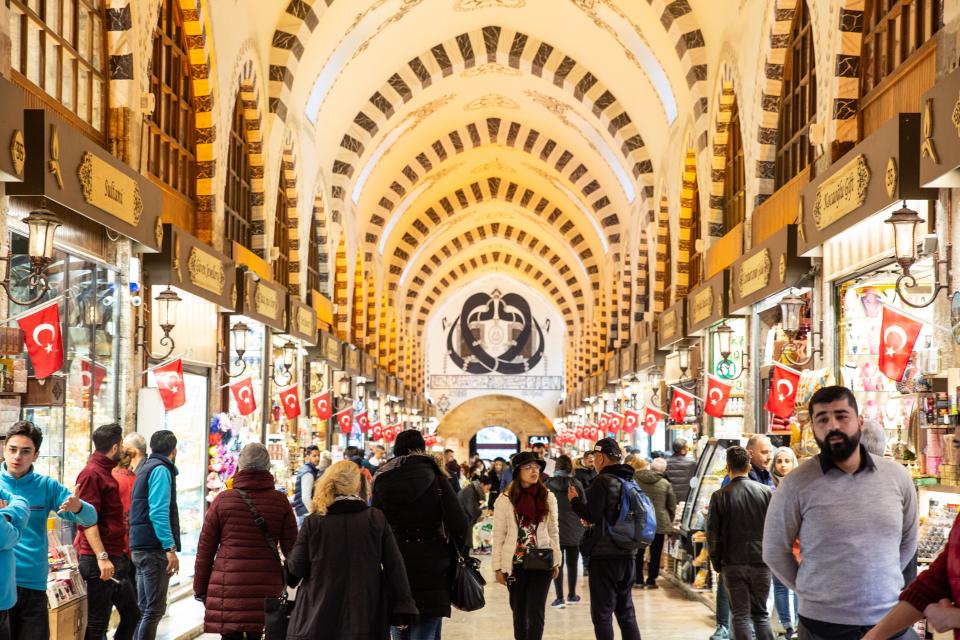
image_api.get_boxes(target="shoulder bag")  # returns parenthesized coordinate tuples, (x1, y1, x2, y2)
(235, 489, 295, 640)
(515, 512, 554, 571)
(435, 476, 486, 611)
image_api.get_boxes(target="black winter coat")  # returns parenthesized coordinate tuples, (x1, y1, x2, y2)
(371, 454, 469, 618)
(285, 500, 418, 640)
(571, 464, 638, 558)
(665, 454, 697, 503)
(706, 476, 772, 572)
(574, 467, 597, 490)
(458, 480, 485, 529)
(544, 473, 586, 547)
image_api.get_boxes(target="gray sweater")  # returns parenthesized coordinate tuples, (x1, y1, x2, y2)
(761, 448, 917, 626)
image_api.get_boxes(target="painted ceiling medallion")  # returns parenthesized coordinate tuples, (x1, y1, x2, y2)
(454, 0, 526, 10)
(472, 159, 516, 174)
(462, 62, 521, 77)
(466, 94, 519, 110)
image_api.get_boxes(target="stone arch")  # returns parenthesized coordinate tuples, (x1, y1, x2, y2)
(333, 235, 349, 340)
(277, 131, 301, 294)
(436, 395, 555, 447)
(654, 195, 670, 313)
(310, 189, 331, 297)
(707, 68, 739, 243)
(678, 144, 699, 294)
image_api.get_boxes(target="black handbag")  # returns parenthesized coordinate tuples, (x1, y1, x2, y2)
(436, 477, 486, 611)
(236, 489, 295, 640)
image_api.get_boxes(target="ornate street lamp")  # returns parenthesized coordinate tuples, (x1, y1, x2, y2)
(1, 211, 62, 306)
(219, 321, 250, 378)
(885, 203, 948, 308)
(779, 294, 820, 366)
(135, 286, 182, 361)
(270, 340, 298, 385)
(714, 321, 745, 380)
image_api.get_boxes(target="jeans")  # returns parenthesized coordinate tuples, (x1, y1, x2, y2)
(0, 609, 9, 640)
(507, 564, 552, 640)
(722, 564, 774, 640)
(716, 574, 731, 627)
(636, 534, 665, 585)
(797, 621, 917, 640)
(772, 575, 798, 630)
(115, 556, 142, 640)
(553, 545, 580, 600)
(132, 550, 172, 640)
(79, 553, 119, 639)
(391, 617, 442, 640)
(9, 586, 48, 640)
(588, 557, 642, 640)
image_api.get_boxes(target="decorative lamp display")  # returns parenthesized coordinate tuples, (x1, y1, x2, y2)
(778, 293, 820, 367)
(270, 340, 297, 385)
(220, 321, 250, 378)
(885, 202, 948, 308)
(1, 210, 62, 306)
(135, 286, 182, 361)
(713, 321, 745, 381)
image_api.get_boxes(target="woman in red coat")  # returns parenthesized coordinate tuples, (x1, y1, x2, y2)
(865, 510, 960, 640)
(194, 443, 298, 640)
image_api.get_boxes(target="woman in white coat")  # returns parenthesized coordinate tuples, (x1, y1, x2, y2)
(492, 451, 562, 640)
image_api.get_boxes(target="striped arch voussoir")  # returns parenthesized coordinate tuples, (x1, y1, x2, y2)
(707, 78, 736, 241)
(280, 132, 301, 296)
(833, 1, 865, 147)
(237, 60, 267, 258)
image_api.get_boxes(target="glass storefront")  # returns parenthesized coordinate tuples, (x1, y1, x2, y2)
(266, 334, 300, 493)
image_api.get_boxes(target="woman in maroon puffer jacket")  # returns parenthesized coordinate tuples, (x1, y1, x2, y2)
(194, 443, 298, 639)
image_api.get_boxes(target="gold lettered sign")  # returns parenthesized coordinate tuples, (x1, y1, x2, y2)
(662, 309, 676, 340)
(187, 246, 226, 295)
(639, 341, 651, 364)
(323, 334, 341, 364)
(255, 284, 281, 321)
(296, 306, 316, 337)
(738, 249, 772, 299)
(693, 287, 715, 325)
(77, 152, 143, 225)
(348, 347, 361, 372)
(812, 154, 869, 231)
(9, 131, 24, 177)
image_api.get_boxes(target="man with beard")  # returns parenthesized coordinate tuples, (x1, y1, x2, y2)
(762, 386, 917, 640)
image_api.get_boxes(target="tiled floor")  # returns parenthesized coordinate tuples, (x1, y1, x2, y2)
(191, 558, 715, 639)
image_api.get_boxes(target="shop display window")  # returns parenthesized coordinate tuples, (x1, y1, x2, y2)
(227, 316, 265, 438)
(267, 334, 300, 492)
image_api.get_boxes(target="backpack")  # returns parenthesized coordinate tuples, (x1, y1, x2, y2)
(602, 476, 657, 550)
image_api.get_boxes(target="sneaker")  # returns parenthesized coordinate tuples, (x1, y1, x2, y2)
(709, 625, 730, 640)
(780, 628, 796, 640)
(550, 597, 566, 609)
(567, 594, 581, 604)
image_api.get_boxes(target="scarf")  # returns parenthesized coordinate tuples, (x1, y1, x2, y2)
(514, 483, 548, 525)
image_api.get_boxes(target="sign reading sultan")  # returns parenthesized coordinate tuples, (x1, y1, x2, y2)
(430, 374, 563, 391)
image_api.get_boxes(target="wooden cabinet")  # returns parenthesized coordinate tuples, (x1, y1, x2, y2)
(48, 596, 87, 640)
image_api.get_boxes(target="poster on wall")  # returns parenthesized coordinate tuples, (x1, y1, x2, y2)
(426, 276, 565, 419)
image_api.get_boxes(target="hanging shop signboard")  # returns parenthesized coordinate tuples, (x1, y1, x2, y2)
(918, 64, 960, 187)
(284, 296, 318, 346)
(800, 113, 934, 255)
(238, 270, 287, 331)
(657, 302, 686, 350)
(391, 376, 402, 398)
(343, 344, 362, 376)
(143, 224, 237, 311)
(362, 353, 377, 380)
(636, 321, 666, 370)
(619, 344, 637, 379)
(686, 271, 737, 336)
(730, 225, 810, 314)
(606, 352, 620, 383)
(311, 331, 343, 370)
(7, 109, 164, 252)
(375, 370, 388, 395)
(0, 79, 26, 182)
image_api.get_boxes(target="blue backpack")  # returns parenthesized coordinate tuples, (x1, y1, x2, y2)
(603, 477, 657, 550)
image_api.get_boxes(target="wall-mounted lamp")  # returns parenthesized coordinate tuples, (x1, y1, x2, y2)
(135, 286, 181, 361)
(1, 211, 62, 306)
(219, 321, 250, 378)
(779, 294, 820, 367)
(339, 376, 351, 399)
(674, 342, 699, 390)
(714, 322, 746, 380)
(885, 203, 949, 308)
(270, 340, 297, 385)
(647, 365, 663, 407)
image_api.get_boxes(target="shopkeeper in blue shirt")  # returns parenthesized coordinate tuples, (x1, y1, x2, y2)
(721, 435, 776, 489)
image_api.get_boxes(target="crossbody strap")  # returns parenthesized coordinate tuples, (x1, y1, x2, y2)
(235, 488, 288, 592)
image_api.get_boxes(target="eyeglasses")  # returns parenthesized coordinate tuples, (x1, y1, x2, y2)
(519, 463, 541, 472)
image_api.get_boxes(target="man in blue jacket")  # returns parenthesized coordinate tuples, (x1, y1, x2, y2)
(0, 486, 29, 640)
(0, 421, 96, 640)
(129, 430, 180, 640)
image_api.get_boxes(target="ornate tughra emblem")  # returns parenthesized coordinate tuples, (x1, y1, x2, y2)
(921, 98, 939, 164)
(49, 125, 63, 189)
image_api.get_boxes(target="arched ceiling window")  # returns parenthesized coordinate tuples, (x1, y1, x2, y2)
(861, 0, 942, 98)
(775, 0, 815, 188)
(722, 100, 746, 233)
(147, 0, 196, 199)
(224, 95, 252, 253)
(9, 0, 106, 135)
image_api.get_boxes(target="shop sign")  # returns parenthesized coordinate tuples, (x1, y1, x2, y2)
(0, 79, 26, 182)
(606, 352, 619, 381)
(239, 270, 287, 330)
(658, 303, 686, 349)
(738, 250, 771, 299)
(343, 345, 362, 375)
(919, 64, 960, 187)
(619, 344, 635, 377)
(142, 225, 236, 311)
(297, 306, 315, 338)
(693, 287, 714, 326)
(362, 354, 376, 379)
(188, 247, 226, 296)
(283, 297, 317, 346)
(314, 331, 343, 369)
(254, 283, 280, 320)
(812, 154, 870, 231)
(686, 271, 736, 336)
(77, 152, 143, 226)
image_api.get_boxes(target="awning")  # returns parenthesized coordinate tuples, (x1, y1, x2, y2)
(686, 271, 737, 336)
(799, 114, 934, 256)
(0, 79, 26, 182)
(143, 224, 237, 311)
(283, 296, 318, 346)
(7, 109, 164, 252)
(729, 225, 810, 314)
(657, 301, 686, 350)
(237, 270, 287, 332)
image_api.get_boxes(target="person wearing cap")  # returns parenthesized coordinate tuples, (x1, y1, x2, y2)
(567, 438, 643, 640)
(492, 451, 561, 640)
(486, 457, 507, 508)
(371, 429, 469, 640)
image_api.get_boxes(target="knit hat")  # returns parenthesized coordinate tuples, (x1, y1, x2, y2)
(394, 430, 426, 456)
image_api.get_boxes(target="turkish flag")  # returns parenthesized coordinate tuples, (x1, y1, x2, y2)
(575, 425, 584, 439)
(878, 305, 923, 381)
(370, 422, 383, 440)
(311, 392, 332, 420)
(356, 412, 370, 433)
(384, 424, 398, 444)
(153, 358, 186, 411)
(337, 409, 354, 434)
(608, 413, 624, 433)
(598, 413, 610, 431)
(589, 425, 600, 440)
(424, 433, 435, 447)
(80, 358, 107, 409)
(278, 384, 301, 419)
(643, 408, 664, 436)
(765, 365, 801, 419)
(622, 410, 639, 434)
(230, 377, 257, 416)
(704, 376, 733, 418)
(670, 388, 693, 422)
(18, 301, 63, 379)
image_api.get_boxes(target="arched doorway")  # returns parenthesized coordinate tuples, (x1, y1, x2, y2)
(470, 426, 519, 460)
(436, 394, 554, 462)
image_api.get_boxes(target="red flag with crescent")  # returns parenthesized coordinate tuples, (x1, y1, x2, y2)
(589, 425, 601, 440)
(18, 301, 63, 379)
(153, 358, 185, 411)
(370, 422, 383, 440)
(80, 358, 108, 409)
(311, 392, 332, 420)
(642, 408, 664, 436)
(598, 413, 611, 431)
(608, 413, 624, 433)
(337, 409, 354, 434)
(878, 305, 923, 381)
(765, 365, 801, 419)
(383, 424, 399, 444)
(356, 412, 370, 433)
(670, 388, 693, 422)
(278, 384, 301, 419)
(622, 410, 639, 434)
(230, 377, 257, 416)
(704, 376, 733, 419)
(575, 424, 584, 439)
